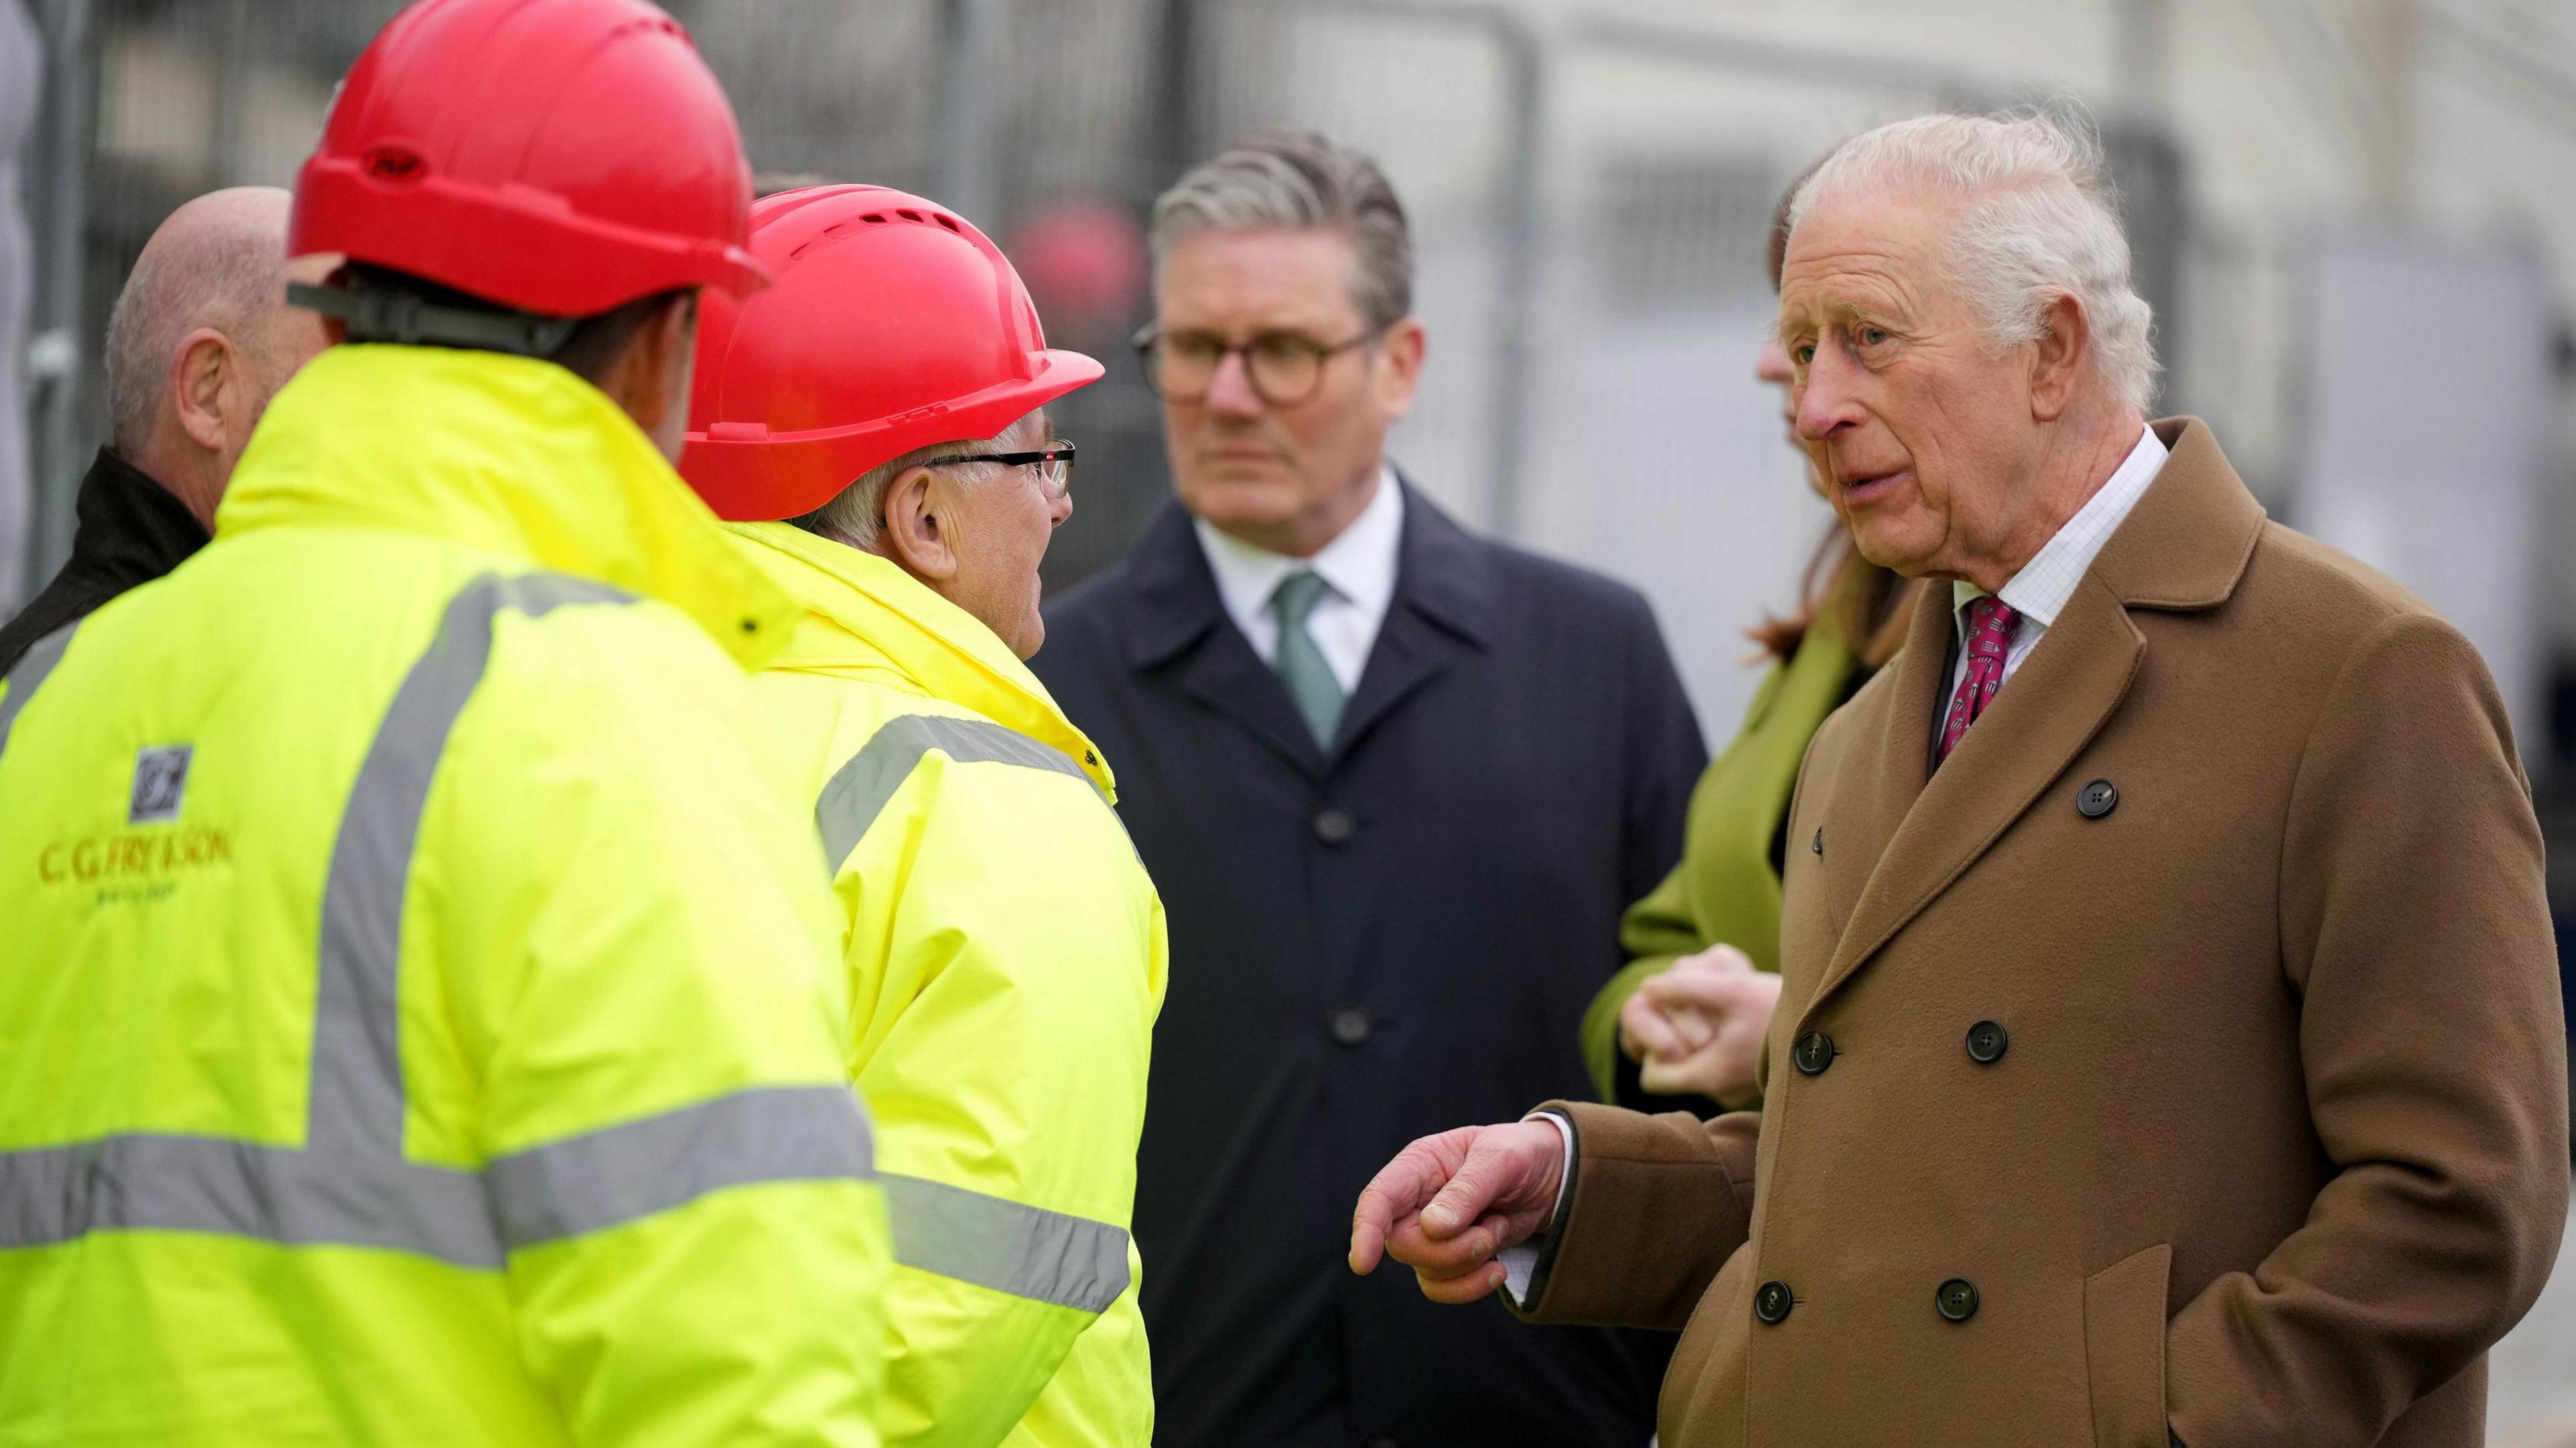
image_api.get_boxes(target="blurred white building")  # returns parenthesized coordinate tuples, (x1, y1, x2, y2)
(1235, 0, 2576, 756)
(23, 0, 2576, 762)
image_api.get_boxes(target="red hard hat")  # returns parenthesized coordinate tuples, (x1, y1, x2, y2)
(290, 0, 766, 317)
(680, 184, 1105, 522)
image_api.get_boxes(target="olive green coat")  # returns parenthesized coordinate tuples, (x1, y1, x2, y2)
(1582, 581, 1866, 1106)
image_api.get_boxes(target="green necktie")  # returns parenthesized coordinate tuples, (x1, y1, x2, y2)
(1269, 570, 1345, 748)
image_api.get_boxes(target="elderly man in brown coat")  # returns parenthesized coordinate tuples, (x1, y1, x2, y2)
(1350, 109, 2569, 1448)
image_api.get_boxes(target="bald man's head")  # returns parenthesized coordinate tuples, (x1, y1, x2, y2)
(103, 186, 335, 527)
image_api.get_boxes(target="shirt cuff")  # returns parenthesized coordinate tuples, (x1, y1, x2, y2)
(1498, 1110, 1576, 1307)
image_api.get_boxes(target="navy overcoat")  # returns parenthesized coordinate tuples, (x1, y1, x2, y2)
(1033, 482, 1707, 1448)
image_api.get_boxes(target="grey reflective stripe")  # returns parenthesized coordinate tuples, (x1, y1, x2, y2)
(299, 571, 637, 1266)
(0, 571, 877, 1267)
(816, 714, 1108, 872)
(0, 1133, 494, 1260)
(0, 1095, 874, 1264)
(488, 1085, 874, 1249)
(880, 1172, 1132, 1313)
(0, 620, 80, 757)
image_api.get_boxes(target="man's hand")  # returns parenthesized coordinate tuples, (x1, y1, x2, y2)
(1617, 944, 1782, 1108)
(1348, 1120, 1566, 1304)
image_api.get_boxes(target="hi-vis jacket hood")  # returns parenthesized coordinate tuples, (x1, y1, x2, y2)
(0, 346, 888, 1447)
(219, 343, 799, 664)
(729, 519, 1165, 1448)
(733, 519, 1114, 797)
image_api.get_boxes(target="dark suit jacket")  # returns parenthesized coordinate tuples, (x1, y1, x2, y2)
(1032, 481, 1708, 1448)
(0, 449, 207, 677)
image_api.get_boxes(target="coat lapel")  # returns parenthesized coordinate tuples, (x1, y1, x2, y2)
(1335, 481, 1492, 757)
(1826, 576, 1947, 912)
(1800, 419, 2265, 1019)
(1115, 480, 1492, 774)
(1118, 501, 1328, 779)
(1805, 573, 2145, 1016)
(1181, 633, 1331, 777)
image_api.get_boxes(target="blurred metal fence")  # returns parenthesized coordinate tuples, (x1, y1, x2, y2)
(17, 0, 2205, 735)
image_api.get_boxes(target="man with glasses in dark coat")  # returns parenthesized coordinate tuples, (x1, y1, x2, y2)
(1032, 131, 1707, 1448)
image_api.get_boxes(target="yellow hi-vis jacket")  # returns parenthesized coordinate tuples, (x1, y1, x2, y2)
(0, 346, 889, 1446)
(727, 521, 1167, 1448)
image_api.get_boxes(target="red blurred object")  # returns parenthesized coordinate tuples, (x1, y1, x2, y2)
(290, 0, 767, 317)
(680, 185, 1105, 523)
(1009, 202, 1148, 341)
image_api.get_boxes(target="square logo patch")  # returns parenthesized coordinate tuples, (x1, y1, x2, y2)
(129, 745, 193, 824)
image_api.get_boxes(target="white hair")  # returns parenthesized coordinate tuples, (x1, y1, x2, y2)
(792, 411, 1044, 553)
(1789, 105, 2159, 414)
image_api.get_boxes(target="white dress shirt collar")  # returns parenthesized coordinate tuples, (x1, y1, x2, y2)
(1942, 423, 2168, 706)
(1953, 423, 2169, 630)
(1194, 464, 1404, 693)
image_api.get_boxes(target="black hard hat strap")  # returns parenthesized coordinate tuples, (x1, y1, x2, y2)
(288, 280, 580, 358)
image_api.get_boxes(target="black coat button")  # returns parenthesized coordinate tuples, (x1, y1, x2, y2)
(1811, 826, 1823, 856)
(1329, 1008, 1371, 1046)
(1753, 1280, 1794, 1325)
(2076, 778, 2118, 818)
(1312, 806, 1356, 844)
(1792, 1032, 1835, 1075)
(1936, 1278, 1980, 1322)
(1965, 1019, 2008, 1064)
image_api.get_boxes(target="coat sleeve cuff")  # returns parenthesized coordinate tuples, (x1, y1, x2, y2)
(1505, 1100, 1758, 1329)
(1497, 1111, 1578, 1307)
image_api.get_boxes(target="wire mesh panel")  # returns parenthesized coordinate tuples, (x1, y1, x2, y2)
(686, 0, 947, 196)
(1519, 44, 1957, 734)
(33, 0, 2212, 740)
(44, 0, 399, 559)
(30, 0, 2018, 734)
(1190, 3, 1527, 533)
(680, 0, 1177, 589)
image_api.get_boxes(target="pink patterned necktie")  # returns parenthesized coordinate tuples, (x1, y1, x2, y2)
(1937, 596, 2021, 767)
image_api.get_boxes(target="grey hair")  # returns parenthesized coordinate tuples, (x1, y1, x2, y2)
(1788, 105, 2159, 414)
(103, 209, 294, 457)
(792, 411, 1046, 553)
(1150, 131, 1413, 330)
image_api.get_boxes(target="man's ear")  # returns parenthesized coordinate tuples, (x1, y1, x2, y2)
(2027, 292, 2090, 422)
(169, 327, 239, 454)
(1375, 316, 1426, 421)
(877, 465, 961, 582)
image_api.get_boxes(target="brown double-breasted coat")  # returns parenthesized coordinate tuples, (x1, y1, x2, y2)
(1515, 421, 2569, 1447)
